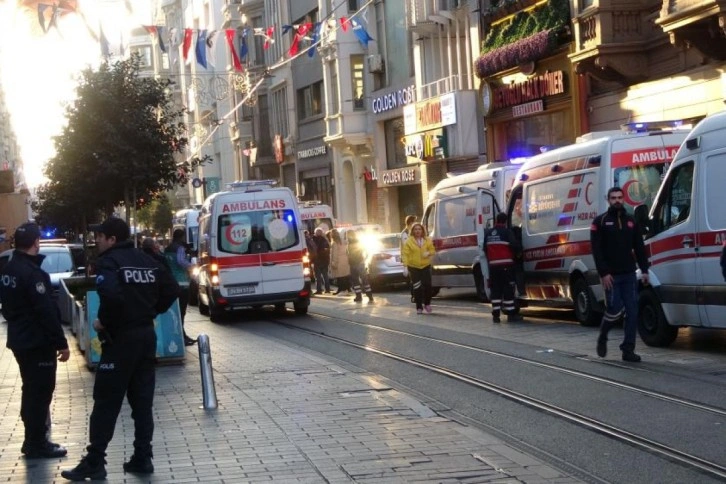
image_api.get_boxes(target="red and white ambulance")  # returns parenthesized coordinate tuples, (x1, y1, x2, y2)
(196, 180, 311, 320)
(298, 200, 335, 234)
(637, 112, 726, 346)
(498, 121, 692, 326)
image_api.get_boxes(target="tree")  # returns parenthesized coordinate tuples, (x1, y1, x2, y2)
(35, 54, 209, 227)
(151, 195, 173, 235)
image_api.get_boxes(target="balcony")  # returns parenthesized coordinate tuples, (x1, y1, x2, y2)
(221, 1, 242, 29)
(569, 0, 666, 84)
(657, 0, 726, 60)
(406, 0, 464, 32)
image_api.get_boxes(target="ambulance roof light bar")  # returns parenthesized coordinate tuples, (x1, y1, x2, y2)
(227, 179, 278, 191)
(621, 120, 690, 134)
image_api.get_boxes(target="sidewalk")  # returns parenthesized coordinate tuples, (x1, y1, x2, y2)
(0, 310, 583, 483)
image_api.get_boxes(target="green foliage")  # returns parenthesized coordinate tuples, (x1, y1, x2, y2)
(151, 195, 173, 235)
(482, 0, 570, 53)
(35, 54, 210, 227)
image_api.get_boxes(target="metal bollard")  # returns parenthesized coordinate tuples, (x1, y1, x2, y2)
(197, 334, 218, 410)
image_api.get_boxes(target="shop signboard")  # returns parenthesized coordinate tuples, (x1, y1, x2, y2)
(371, 84, 416, 115)
(378, 166, 421, 187)
(403, 92, 456, 135)
(404, 129, 448, 163)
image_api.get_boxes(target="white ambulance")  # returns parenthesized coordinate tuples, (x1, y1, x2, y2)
(422, 161, 521, 300)
(637, 112, 726, 346)
(196, 180, 312, 321)
(498, 121, 691, 326)
(298, 201, 335, 234)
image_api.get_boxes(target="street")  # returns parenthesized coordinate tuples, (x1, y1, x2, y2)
(206, 286, 726, 483)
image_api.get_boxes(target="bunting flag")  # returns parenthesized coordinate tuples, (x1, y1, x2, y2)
(182, 28, 194, 63)
(340, 17, 349, 32)
(157, 26, 167, 53)
(350, 18, 373, 47)
(238, 28, 248, 60)
(264, 26, 274, 49)
(46, 4, 60, 34)
(37, 4, 50, 32)
(99, 24, 110, 57)
(307, 22, 321, 58)
(206, 30, 219, 68)
(195, 29, 208, 68)
(225, 29, 243, 72)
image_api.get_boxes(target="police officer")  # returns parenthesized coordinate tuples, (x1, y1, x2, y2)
(62, 218, 178, 480)
(0, 222, 70, 458)
(483, 213, 523, 323)
(591, 186, 650, 362)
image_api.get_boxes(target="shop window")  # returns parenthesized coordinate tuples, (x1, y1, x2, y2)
(492, 109, 573, 161)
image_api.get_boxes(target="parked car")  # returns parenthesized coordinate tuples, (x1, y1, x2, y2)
(0, 244, 84, 302)
(365, 233, 406, 288)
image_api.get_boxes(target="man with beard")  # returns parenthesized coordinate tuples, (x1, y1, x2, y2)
(590, 187, 650, 362)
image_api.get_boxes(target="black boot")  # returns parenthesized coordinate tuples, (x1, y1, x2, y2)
(367, 292, 374, 303)
(124, 454, 154, 474)
(22, 440, 67, 459)
(61, 455, 107, 481)
(354, 293, 362, 302)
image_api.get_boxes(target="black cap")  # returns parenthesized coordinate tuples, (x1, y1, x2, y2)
(89, 217, 130, 241)
(14, 222, 40, 249)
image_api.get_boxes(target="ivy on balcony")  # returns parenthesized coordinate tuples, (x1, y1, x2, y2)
(475, 0, 571, 78)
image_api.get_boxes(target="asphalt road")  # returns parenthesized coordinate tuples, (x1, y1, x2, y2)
(198, 286, 726, 484)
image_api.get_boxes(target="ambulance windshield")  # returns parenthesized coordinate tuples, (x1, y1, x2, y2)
(217, 209, 299, 254)
(612, 164, 666, 213)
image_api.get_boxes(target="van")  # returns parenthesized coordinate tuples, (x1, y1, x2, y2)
(422, 162, 521, 299)
(637, 112, 726, 346)
(498, 121, 691, 326)
(298, 201, 335, 234)
(196, 180, 312, 321)
(172, 206, 201, 254)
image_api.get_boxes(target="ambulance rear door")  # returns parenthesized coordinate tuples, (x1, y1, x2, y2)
(475, 188, 502, 299)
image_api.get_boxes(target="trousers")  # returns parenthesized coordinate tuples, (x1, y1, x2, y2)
(489, 265, 516, 315)
(600, 272, 639, 353)
(13, 346, 57, 446)
(410, 266, 433, 309)
(87, 326, 157, 461)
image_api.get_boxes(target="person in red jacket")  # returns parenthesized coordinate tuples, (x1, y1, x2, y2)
(483, 213, 522, 323)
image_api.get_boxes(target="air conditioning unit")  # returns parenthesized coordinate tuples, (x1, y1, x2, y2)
(367, 54, 385, 74)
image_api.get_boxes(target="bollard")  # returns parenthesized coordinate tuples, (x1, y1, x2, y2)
(197, 334, 218, 410)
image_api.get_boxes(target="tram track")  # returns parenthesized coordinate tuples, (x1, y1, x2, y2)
(268, 314, 726, 481)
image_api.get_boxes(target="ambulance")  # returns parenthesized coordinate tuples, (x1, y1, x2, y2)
(637, 112, 726, 346)
(298, 200, 335, 234)
(498, 121, 692, 326)
(196, 180, 311, 321)
(421, 161, 521, 300)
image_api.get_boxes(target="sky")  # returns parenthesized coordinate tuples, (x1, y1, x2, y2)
(0, 0, 150, 188)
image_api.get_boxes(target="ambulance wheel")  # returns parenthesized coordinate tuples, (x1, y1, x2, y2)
(474, 272, 489, 302)
(294, 302, 308, 315)
(638, 289, 678, 347)
(274, 303, 286, 313)
(572, 278, 601, 327)
(209, 308, 224, 323)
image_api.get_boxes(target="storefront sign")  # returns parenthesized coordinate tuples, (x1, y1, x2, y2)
(404, 129, 448, 162)
(493, 70, 565, 110)
(297, 145, 327, 159)
(512, 100, 544, 118)
(371, 85, 416, 114)
(403, 93, 456, 134)
(379, 166, 421, 187)
(363, 166, 378, 182)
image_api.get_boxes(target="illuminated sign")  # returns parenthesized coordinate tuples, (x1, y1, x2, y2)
(493, 70, 565, 110)
(404, 129, 447, 162)
(403, 93, 456, 134)
(371, 85, 416, 114)
(379, 167, 421, 187)
(512, 100, 544, 118)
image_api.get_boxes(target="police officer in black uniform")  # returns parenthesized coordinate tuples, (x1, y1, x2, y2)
(0, 222, 70, 458)
(483, 213, 523, 323)
(62, 218, 178, 481)
(591, 186, 650, 362)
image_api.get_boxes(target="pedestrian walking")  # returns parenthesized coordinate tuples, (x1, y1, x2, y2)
(401, 223, 436, 314)
(312, 227, 331, 294)
(483, 212, 523, 323)
(164, 229, 197, 346)
(62, 218, 179, 480)
(0, 223, 70, 459)
(329, 229, 351, 294)
(591, 186, 650, 362)
(347, 230, 373, 303)
(400, 215, 417, 303)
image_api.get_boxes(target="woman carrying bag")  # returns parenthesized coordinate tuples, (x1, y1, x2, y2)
(401, 223, 436, 314)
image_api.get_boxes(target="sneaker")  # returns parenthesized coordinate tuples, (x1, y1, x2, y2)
(61, 456, 107, 481)
(492, 315, 501, 323)
(416, 309, 423, 315)
(622, 351, 641, 362)
(507, 314, 524, 323)
(424, 305, 432, 314)
(22, 440, 67, 459)
(596, 337, 607, 358)
(123, 454, 154, 474)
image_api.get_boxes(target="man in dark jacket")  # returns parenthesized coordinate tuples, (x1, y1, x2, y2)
(0, 223, 70, 459)
(591, 187, 650, 362)
(483, 213, 522, 323)
(312, 227, 331, 293)
(62, 218, 179, 480)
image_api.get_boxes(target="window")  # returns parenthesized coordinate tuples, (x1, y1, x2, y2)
(351, 55, 365, 110)
(251, 16, 265, 66)
(705, 154, 726, 230)
(437, 195, 477, 238)
(329, 63, 339, 115)
(525, 172, 597, 235)
(217, 210, 299, 254)
(271, 87, 289, 138)
(132, 46, 152, 67)
(297, 82, 323, 120)
(652, 162, 694, 234)
(423, 204, 436, 236)
(348, 0, 358, 12)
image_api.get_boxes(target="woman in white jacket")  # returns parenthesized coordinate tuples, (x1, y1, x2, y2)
(329, 229, 351, 294)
